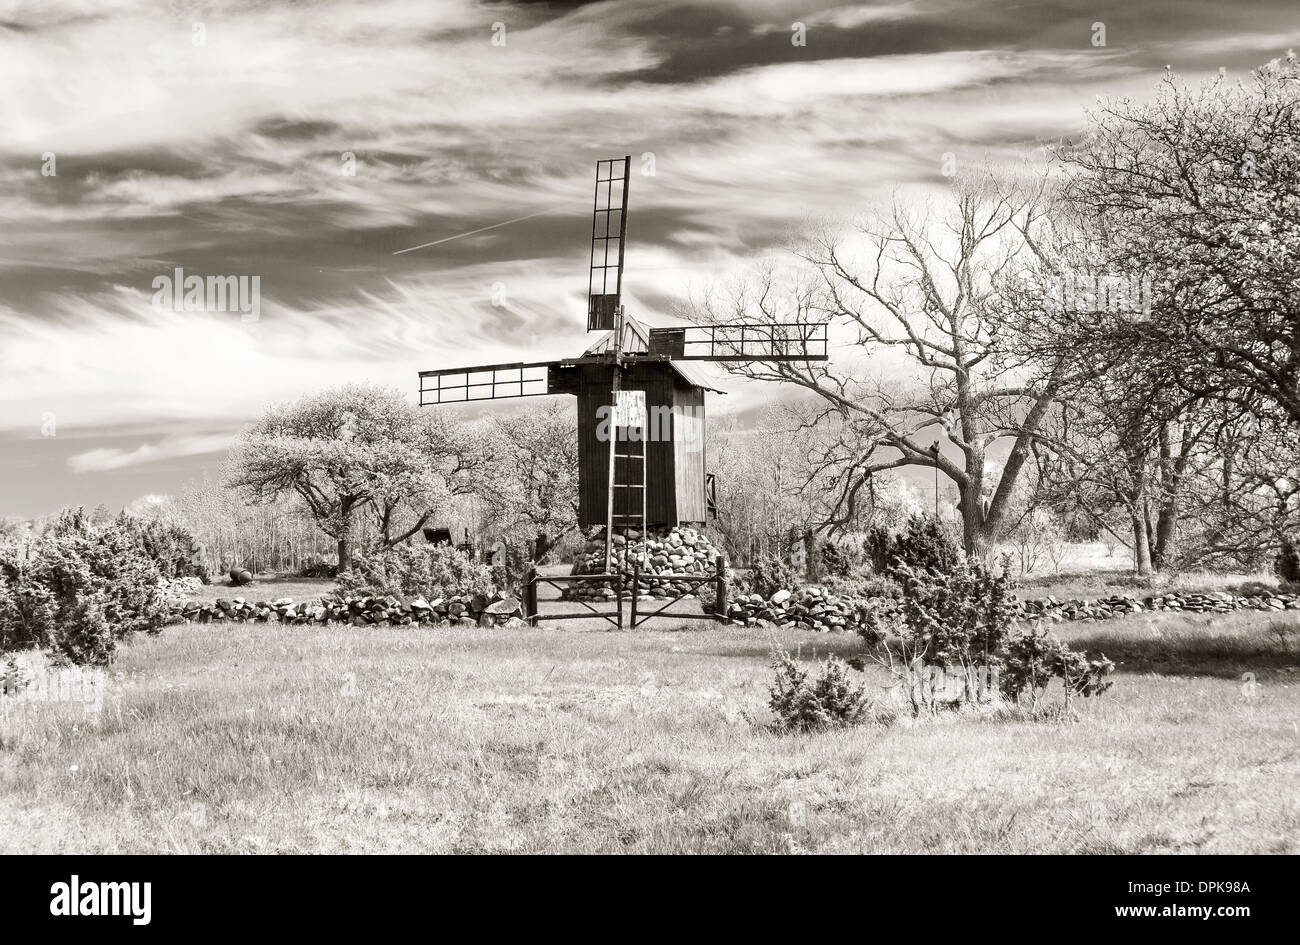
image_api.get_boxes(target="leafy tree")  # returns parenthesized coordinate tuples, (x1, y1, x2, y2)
(1062, 54, 1300, 426)
(475, 402, 578, 562)
(227, 384, 474, 572)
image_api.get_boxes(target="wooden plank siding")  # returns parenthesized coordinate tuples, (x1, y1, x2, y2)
(673, 381, 707, 522)
(577, 363, 702, 529)
(582, 361, 681, 527)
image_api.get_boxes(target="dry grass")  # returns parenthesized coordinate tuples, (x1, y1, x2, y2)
(1019, 568, 1283, 602)
(2, 607, 1298, 854)
(184, 574, 337, 602)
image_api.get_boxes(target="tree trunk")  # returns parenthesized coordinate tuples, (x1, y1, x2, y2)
(337, 537, 352, 573)
(1151, 500, 1177, 570)
(956, 483, 986, 558)
(1132, 511, 1152, 575)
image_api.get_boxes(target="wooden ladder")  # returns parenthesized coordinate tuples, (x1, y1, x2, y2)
(606, 389, 647, 572)
(611, 433, 647, 537)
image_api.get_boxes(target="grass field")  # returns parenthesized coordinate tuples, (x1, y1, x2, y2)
(2, 606, 1298, 853)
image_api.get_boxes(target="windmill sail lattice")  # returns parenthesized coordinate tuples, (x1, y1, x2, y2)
(587, 156, 629, 331)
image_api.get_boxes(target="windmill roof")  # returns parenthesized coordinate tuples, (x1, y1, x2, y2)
(582, 313, 726, 394)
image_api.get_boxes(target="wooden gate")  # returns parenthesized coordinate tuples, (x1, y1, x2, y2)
(525, 555, 730, 629)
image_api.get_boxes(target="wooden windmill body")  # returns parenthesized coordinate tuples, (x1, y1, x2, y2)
(419, 156, 827, 570)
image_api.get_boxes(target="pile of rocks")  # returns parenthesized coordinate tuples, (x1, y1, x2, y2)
(563, 526, 723, 604)
(170, 592, 525, 628)
(725, 586, 877, 633)
(159, 576, 205, 604)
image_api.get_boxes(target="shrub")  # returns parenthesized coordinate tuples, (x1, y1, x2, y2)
(865, 558, 1018, 712)
(853, 595, 903, 647)
(1275, 534, 1300, 585)
(1, 654, 33, 696)
(131, 516, 210, 583)
(489, 542, 531, 599)
(1054, 647, 1116, 699)
(1, 509, 169, 665)
(44, 589, 115, 666)
(47, 510, 170, 638)
(856, 557, 1116, 714)
(297, 555, 337, 579)
(0, 538, 58, 652)
(892, 557, 1020, 674)
(335, 543, 496, 601)
(738, 552, 802, 598)
(767, 650, 871, 733)
(887, 514, 962, 577)
(864, 525, 893, 574)
(865, 514, 962, 580)
(823, 570, 899, 599)
(819, 539, 867, 578)
(1000, 625, 1115, 706)
(857, 575, 902, 600)
(998, 625, 1057, 705)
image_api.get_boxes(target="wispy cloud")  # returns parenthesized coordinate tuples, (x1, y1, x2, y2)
(0, 0, 1294, 513)
(67, 432, 233, 473)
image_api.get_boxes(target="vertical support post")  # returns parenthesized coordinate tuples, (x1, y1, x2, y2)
(525, 565, 538, 626)
(716, 554, 729, 624)
(631, 561, 639, 629)
(614, 565, 624, 631)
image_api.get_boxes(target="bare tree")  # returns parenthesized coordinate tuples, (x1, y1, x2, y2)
(689, 173, 1066, 555)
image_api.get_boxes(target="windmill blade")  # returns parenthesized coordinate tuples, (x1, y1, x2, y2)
(419, 361, 575, 405)
(645, 323, 829, 361)
(587, 155, 630, 331)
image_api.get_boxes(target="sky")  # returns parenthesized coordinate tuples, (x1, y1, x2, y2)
(0, 0, 1295, 517)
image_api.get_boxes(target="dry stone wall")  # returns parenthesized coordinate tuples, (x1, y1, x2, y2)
(168, 592, 524, 628)
(725, 587, 1300, 631)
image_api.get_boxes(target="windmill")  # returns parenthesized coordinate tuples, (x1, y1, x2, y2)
(418, 156, 828, 572)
